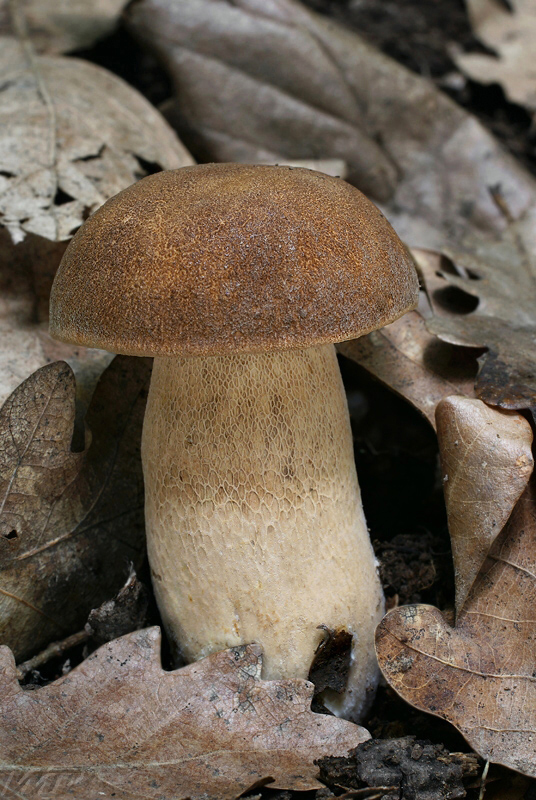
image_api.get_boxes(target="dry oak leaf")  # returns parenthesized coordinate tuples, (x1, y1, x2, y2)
(338, 250, 480, 429)
(437, 396, 533, 614)
(338, 311, 476, 431)
(0, 0, 129, 54)
(455, 0, 536, 115)
(0, 35, 193, 244)
(0, 356, 151, 661)
(126, 0, 536, 251)
(376, 401, 536, 776)
(420, 216, 536, 418)
(0, 627, 370, 800)
(338, 249, 478, 430)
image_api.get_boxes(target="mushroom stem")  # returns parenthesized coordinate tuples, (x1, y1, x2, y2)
(142, 343, 384, 720)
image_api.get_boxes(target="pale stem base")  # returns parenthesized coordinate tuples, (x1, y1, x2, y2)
(142, 344, 384, 720)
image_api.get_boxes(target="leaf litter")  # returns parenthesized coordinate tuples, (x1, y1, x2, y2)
(454, 0, 536, 118)
(436, 396, 533, 614)
(2, 0, 536, 792)
(376, 395, 536, 775)
(0, 0, 129, 55)
(0, 33, 193, 244)
(0, 627, 369, 800)
(421, 225, 536, 420)
(126, 0, 536, 250)
(0, 356, 150, 661)
(339, 249, 479, 429)
(126, 0, 536, 421)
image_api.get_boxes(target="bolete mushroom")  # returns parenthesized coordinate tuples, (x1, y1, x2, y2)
(50, 164, 419, 720)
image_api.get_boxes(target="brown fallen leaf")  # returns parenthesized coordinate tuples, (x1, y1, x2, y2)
(0, 0, 129, 54)
(0, 627, 369, 799)
(338, 249, 478, 429)
(0, 35, 193, 244)
(455, 0, 536, 117)
(437, 396, 534, 614)
(420, 224, 536, 418)
(0, 356, 150, 661)
(0, 227, 114, 412)
(126, 0, 536, 251)
(338, 315, 475, 431)
(127, 0, 400, 202)
(376, 398, 536, 776)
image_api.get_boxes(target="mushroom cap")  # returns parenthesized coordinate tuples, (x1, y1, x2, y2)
(50, 163, 419, 357)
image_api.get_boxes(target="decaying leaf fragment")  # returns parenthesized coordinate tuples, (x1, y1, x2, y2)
(317, 736, 478, 799)
(0, 227, 114, 412)
(0, 0, 129, 54)
(0, 356, 150, 661)
(437, 396, 533, 613)
(455, 0, 536, 115)
(376, 397, 536, 776)
(0, 628, 369, 799)
(338, 249, 478, 429)
(0, 35, 193, 244)
(421, 226, 536, 419)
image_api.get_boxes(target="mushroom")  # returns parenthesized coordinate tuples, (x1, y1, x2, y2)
(50, 163, 419, 720)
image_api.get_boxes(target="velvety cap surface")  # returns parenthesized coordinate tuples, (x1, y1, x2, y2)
(50, 164, 419, 356)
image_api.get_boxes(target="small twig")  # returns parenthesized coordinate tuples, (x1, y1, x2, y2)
(478, 760, 490, 800)
(16, 630, 89, 679)
(328, 784, 398, 799)
(337, 788, 398, 799)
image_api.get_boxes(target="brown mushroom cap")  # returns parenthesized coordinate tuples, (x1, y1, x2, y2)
(50, 163, 418, 357)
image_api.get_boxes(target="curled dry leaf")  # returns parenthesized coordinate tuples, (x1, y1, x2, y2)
(0, 628, 369, 799)
(0, 356, 150, 661)
(455, 0, 536, 115)
(0, 35, 193, 244)
(436, 397, 534, 613)
(376, 398, 536, 776)
(437, 396, 534, 613)
(0, 0, 129, 54)
(126, 0, 536, 250)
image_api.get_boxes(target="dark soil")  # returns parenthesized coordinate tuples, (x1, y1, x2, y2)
(304, 0, 481, 77)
